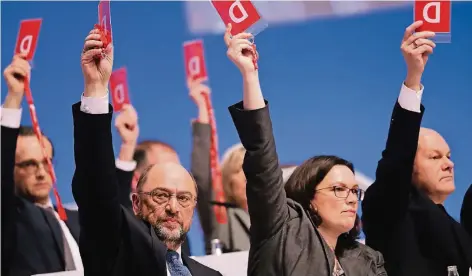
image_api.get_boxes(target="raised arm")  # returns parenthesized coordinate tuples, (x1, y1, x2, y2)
(224, 24, 288, 242)
(1, 54, 29, 222)
(461, 184, 472, 236)
(1, 54, 30, 273)
(72, 28, 122, 271)
(362, 21, 435, 231)
(187, 78, 214, 250)
(114, 104, 139, 210)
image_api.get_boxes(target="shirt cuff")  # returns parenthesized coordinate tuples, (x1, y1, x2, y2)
(116, 159, 137, 171)
(0, 107, 22, 128)
(398, 83, 423, 113)
(80, 92, 109, 114)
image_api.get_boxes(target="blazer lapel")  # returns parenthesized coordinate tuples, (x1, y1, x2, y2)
(339, 247, 365, 276)
(182, 254, 203, 276)
(41, 207, 65, 260)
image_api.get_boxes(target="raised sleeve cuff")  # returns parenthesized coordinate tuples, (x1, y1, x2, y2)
(398, 83, 423, 113)
(0, 107, 22, 128)
(115, 159, 137, 172)
(80, 92, 109, 114)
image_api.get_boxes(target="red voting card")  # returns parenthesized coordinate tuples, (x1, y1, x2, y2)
(211, 0, 265, 36)
(15, 19, 42, 61)
(414, 0, 451, 42)
(110, 67, 130, 112)
(98, 0, 113, 47)
(183, 40, 208, 81)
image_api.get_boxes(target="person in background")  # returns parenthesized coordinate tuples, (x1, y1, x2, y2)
(224, 23, 385, 275)
(281, 164, 297, 184)
(362, 21, 472, 276)
(217, 143, 251, 252)
(72, 27, 221, 275)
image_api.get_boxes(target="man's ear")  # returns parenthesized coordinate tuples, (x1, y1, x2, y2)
(132, 172, 140, 191)
(131, 193, 140, 215)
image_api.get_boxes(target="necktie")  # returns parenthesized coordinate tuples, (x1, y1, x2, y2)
(45, 207, 76, 271)
(166, 250, 192, 276)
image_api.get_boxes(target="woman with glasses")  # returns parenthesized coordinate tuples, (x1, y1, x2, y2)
(223, 24, 386, 276)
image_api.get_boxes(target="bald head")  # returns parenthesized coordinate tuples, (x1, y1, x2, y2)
(137, 163, 197, 196)
(418, 128, 446, 150)
(413, 127, 454, 204)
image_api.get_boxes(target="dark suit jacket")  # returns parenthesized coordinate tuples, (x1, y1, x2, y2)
(1, 126, 80, 276)
(229, 101, 386, 276)
(1, 124, 135, 276)
(71, 103, 221, 276)
(461, 184, 472, 237)
(362, 102, 472, 276)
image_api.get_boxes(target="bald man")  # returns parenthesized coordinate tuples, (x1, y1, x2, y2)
(72, 28, 220, 276)
(72, 105, 221, 276)
(362, 23, 472, 276)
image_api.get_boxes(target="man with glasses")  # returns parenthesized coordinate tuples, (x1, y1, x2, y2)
(1, 54, 139, 275)
(71, 27, 221, 275)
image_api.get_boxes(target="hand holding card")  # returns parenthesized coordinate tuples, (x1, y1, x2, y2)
(110, 67, 130, 112)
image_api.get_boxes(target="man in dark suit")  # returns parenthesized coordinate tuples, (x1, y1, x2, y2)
(72, 27, 221, 275)
(1, 54, 138, 276)
(362, 21, 472, 276)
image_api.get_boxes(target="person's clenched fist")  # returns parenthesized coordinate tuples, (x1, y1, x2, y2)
(401, 21, 436, 80)
(3, 53, 30, 95)
(81, 28, 114, 97)
(224, 24, 257, 75)
(115, 104, 139, 145)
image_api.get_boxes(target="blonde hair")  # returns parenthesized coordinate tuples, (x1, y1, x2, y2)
(221, 143, 246, 204)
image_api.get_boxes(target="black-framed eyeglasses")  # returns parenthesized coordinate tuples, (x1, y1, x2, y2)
(15, 158, 53, 174)
(136, 189, 197, 208)
(316, 185, 365, 201)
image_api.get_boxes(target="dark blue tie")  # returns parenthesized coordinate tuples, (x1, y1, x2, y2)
(166, 250, 192, 276)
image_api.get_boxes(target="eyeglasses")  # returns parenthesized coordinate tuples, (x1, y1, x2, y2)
(316, 185, 365, 201)
(15, 158, 53, 174)
(137, 189, 196, 208)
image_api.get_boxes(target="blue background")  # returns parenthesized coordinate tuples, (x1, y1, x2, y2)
(2, 1, 471, 253)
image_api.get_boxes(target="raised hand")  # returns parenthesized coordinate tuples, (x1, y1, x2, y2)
(3, 53, 30, 108)
(188, 77, 210, 107)
(81, 28, 114, 97)
(224, 24, 257, 75)
(115, 104, 139, 146)
(187, 77, 210, 124)
(401, 21, 436, 90)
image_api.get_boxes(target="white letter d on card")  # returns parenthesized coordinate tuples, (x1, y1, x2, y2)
(229, 0, 248, 23)
(423, 2, 440, 23)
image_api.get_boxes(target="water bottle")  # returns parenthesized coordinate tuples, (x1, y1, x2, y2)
(448, 265, 459, 276)
(211, 239, 223, 256)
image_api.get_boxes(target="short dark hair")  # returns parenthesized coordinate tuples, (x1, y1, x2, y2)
(137, 140, 176, 152)
(133, 149, 148, 171)
(284, 155, 360, 253)
(18, 126, 55, 158)
(134, 140, 177, 171)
